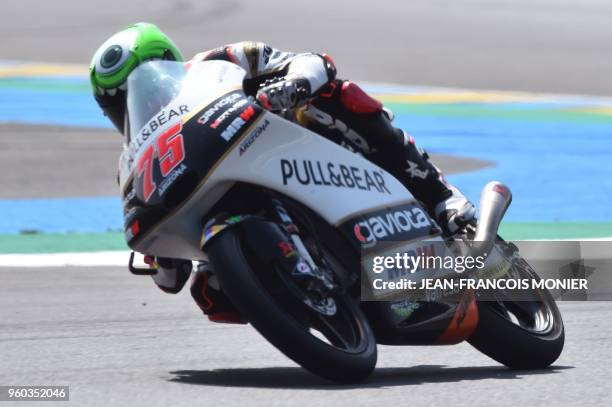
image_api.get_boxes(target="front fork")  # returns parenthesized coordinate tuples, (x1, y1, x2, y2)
(270, 199, 335, 291)
(198, 199, 336, 294)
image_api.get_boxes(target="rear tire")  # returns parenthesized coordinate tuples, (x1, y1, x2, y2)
(469, 299, 564, 369)
(207, 229, 377, 383)
(468, 245, 565, 369)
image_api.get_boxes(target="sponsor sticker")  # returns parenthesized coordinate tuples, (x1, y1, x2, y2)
(239, 119, 270, 155)
(353, 207, 432, 244)
(158, 163, 187, 195)
(280, 159, 391, 194)
(209, 99, 248, 129)
(197, 93, 242, 125)
(129, 105, 189, 155)
(220, 105, 257, 141)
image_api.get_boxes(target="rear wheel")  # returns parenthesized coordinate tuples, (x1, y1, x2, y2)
(206, 227, 377, 383)
(468, 243, 564, 369)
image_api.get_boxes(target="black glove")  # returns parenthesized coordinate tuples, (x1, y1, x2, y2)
(256, 77, 309, 111)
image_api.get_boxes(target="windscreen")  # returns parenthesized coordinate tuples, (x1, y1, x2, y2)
(126, 60, 247, 143)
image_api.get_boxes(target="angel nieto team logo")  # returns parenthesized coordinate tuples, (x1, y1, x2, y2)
(137, 122, 186, 202)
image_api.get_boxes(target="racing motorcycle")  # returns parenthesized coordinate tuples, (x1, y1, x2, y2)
(120, 60, 564, 383)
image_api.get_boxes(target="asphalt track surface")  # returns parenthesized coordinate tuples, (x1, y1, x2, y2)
(2, 0, 612, 95)
(1, 266, 611, 407)
(1, 0, 611, 405)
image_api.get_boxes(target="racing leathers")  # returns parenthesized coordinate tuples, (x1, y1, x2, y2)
(150, 42, 476, 321)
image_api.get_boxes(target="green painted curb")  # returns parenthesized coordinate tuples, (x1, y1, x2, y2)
(0, 232, 127, 254)
(498, 222, 612, 240)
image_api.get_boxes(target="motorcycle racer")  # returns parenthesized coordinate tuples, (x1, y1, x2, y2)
(90, 22, 475, 321)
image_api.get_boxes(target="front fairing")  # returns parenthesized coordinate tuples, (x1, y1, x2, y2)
(119, 60, 249, 197)
(119, 60, 265, 243)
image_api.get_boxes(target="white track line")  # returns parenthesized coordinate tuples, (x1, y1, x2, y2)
(0, 251, 132, 268)
(1, 238, 611, 267)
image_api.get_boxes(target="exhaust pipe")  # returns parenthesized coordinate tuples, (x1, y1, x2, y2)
(473, 181, 512, 255)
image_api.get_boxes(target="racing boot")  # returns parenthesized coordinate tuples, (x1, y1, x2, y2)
(391, 131, 476, 235)
(190, 262, 246, 324)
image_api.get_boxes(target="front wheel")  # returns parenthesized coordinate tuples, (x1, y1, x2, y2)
(206, 226, 377, 383)
(468, 243, 565, 369)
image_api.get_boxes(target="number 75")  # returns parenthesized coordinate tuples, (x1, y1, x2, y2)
(137, 122, 186, 202)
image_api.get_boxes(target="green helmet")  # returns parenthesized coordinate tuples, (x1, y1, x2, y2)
(90, 22, 183, 133)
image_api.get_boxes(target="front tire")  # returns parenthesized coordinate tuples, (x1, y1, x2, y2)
(206, 228, 377, 383)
